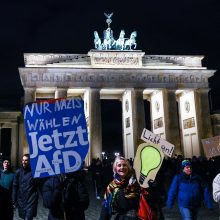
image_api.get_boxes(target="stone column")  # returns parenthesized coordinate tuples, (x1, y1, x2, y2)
(195, 88, 213, 140)
(88, 89, 102, 160)
(21, 88, 36, 160)
(132, 89, 146, 153)
(24, 88, 36, 104)
(163, 89, 181, 155)
(11, 123, 18, 167)
(122, 89, 145, 159)
(178, 90, 201, 157)
(55, 88, 67, 99)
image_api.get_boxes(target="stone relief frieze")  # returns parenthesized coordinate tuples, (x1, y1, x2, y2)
(25, 72, 209, 88)
(93, 55, 139, 66)
(30, 73, 40, 81)
(143, 55, 203, 67)
(24, 54, 90, 65)
(42, 73, 51, 82)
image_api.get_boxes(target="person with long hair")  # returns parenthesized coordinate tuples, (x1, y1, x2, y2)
(99, 156, 140, 220)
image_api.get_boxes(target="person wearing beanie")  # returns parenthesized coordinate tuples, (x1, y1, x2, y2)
(167, 159, 213, 220)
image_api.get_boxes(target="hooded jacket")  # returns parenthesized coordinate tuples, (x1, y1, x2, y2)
(167, 172, 213, 209)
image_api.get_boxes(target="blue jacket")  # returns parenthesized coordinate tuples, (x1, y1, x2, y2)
(167, 172, 213, 209)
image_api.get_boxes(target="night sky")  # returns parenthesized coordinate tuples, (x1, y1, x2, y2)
(0, 0, 219, 153)
(0, 0, 219, 109)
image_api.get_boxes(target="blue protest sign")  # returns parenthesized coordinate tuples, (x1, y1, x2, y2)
(24, 97, 89, 178)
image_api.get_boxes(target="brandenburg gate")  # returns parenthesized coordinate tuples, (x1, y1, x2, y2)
(18, 51, 215, 163)
(18, 14, 215, 164)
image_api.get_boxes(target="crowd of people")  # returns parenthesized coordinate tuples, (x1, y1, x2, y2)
(0, 154, 89, 220)
(90, 155, 220, 220)
(0, 153, 220, 220)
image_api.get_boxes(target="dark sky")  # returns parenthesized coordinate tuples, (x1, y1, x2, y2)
(0, 0, 220, 111)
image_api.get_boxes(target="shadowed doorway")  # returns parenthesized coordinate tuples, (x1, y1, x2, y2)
(0, 128, 12, 160)
(144, 100, 151, 131)
(101, 100, 123, 159)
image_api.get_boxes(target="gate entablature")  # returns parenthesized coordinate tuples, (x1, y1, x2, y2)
(19, 66, 214, 90)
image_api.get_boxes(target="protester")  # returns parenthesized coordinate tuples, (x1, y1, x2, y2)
(167, 160, 213, 220)
(94, 158, 103, 199)
(89, 158, 104, 199)
(213, 172, 220, 217)
(99, 156, 140, 220)
(102, 159, 113, 190)
(138, 180, 165, 220)
(12, 154, 38, 220)
(0, 158, 14, 190)
(0, 158, 14, 220)
(41, 169, 89, 220)
(0, 184, 14, 220)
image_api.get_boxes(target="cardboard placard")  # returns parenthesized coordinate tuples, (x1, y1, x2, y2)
(134, 142, 164, 188)
(24, 97, 89, 178)
(141, 128, 174, 157)
(201, 136, 220, 158)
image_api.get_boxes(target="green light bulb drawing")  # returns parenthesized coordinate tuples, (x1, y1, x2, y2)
(139, 145, 161, 185)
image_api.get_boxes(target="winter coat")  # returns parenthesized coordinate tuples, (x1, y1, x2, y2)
(167, 172, 213, 209)
(213, 173, 220, 203)
(99, 189, 139, 220)
(41, 170, 89, 220)
(0, 169, 14, 190)
(41, 176, 64, 220)
(99, 175, 140, 220)
(0, 185, 13, 220)
(12, 167, 38, 219)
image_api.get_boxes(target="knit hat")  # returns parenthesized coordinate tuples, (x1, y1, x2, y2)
(181, 160, 191, 169)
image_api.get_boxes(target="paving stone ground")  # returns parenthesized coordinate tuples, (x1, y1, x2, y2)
(14, 173, 219, 220)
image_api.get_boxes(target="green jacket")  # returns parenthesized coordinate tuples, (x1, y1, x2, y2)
(0, 169, 14, 191)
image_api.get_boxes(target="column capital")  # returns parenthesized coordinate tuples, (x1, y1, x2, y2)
(24, 87, 36, 104)
(55, 88, 67, 99)
(163, 88, 178, 93)
(196, 88, 211, 94)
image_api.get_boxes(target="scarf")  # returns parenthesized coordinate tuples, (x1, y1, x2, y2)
(103, 173, 139, 216)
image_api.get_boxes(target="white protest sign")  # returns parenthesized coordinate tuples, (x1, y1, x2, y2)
(141, 128, 174, 157)
(201, 136, 220, 158)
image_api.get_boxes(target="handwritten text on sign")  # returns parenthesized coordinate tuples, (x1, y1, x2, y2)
(202, 136, 220, 158)
(141, 128, 174, 157)
(24, 97, 89, 178)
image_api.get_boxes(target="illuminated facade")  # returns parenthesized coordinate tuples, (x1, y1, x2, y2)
(14, 51, 215, 165)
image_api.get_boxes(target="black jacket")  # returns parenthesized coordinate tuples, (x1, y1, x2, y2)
(0, 185, 13, 220)
(41, 170, 89, 220)
(12, 166, 38, 219)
